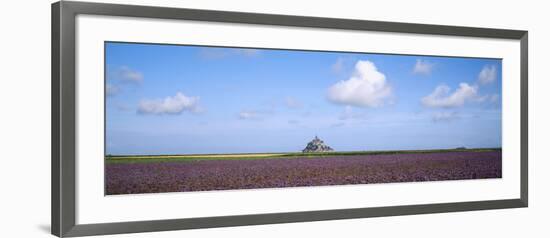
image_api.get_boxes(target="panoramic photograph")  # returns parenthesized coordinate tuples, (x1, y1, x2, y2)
(105, 42, 502, 195)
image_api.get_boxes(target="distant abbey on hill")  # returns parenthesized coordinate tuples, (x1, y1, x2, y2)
(302, 136, 334, 153)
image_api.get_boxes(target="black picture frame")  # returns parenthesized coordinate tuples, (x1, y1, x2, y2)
(52, 1, 528, 237)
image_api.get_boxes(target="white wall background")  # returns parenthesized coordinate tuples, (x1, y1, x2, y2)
(0, 0, 547, 237)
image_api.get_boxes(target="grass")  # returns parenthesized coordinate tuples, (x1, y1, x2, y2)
(105, 148, 501, 164)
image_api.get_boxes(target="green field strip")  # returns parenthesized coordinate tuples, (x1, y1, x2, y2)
(105, 148, 501, 164)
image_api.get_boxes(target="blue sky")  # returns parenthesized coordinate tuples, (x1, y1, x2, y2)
(105, 42, 502, 155)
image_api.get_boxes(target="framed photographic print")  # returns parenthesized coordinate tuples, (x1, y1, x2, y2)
(52, 1, 528, 237)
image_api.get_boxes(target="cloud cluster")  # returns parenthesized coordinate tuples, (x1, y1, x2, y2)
(422, 83, 478, 108)
(327, 60, 392, 107)
(421, 65, 500, 123)
(137, 92, 200, 115)
(114, 66, 143, 83)
(478, 65, 497, 84)
(422, 64, 499, 110)
(106, 66, 143, 97)
(413, 59, 434, 75)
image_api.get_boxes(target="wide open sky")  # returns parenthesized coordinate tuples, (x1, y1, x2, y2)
(105, 42, 502, 155)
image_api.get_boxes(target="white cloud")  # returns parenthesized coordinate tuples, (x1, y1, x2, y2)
(105, 67, 142, 98)
(137, 92, 200, 115)
(478, 65, 497, 84)
(238, 111, 261, 120)
(327, 60, 392, 107)
(413, 59, 434, 75)
(285, 97, 303, 109)
(422, 83, 478, 108)
(106, 84, 119, 96)
(116, 66, 143, 83)
(432, 111, 460, 122)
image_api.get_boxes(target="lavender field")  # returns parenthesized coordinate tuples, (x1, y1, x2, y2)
(105, 150, 501, 195)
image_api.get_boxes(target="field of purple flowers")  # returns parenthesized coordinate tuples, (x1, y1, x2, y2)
(105, 151, 501, 195)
